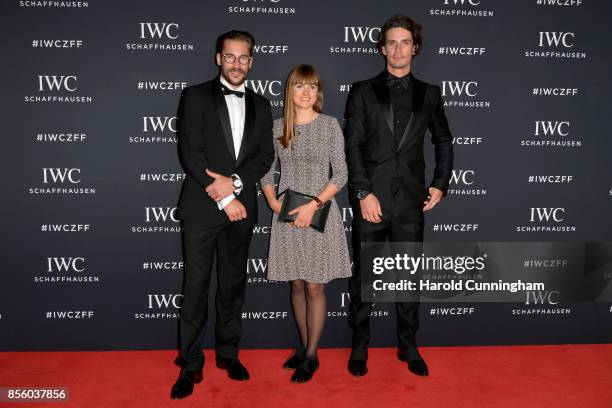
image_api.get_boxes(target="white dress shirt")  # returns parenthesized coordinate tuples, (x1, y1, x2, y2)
(217, 76, 246, 210)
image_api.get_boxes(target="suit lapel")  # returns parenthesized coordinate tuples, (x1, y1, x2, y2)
(213, 78, 237, 161)
(371, 71, 394, 138)
(397, 78, 427, 151)
(396, 112, 415, 152)
(236, 90, 255, 167)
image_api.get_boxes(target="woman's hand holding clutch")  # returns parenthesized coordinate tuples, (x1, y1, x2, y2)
(288, 201, 318, 228)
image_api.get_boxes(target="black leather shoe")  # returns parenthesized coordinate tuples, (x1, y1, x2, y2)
(347, 359, 368, 377)
(291, 355, 319, 383)
(170, 369, 203, 399)
(283, 347, 305, 370)
(398, 353, 429, 377)
(216, 358, 250, 381)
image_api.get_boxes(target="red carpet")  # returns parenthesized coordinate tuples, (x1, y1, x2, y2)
(1, 345, 611, 408)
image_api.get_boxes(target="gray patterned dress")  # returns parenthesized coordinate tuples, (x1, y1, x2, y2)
(261, 114, 352, 283)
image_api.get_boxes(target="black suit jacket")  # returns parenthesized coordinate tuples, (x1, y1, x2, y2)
(176, 77, 274, 227)
(344, 70, 453, 210)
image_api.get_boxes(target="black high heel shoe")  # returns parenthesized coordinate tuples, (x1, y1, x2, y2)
(291, 355, 319, 383)
(283, 347, 305, 370)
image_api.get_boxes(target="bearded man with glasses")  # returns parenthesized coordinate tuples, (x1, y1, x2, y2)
(170, 29, 274, 399)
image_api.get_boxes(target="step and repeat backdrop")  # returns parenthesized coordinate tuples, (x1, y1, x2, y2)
(2, 0, 612, 351)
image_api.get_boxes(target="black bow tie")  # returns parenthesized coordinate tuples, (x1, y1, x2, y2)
(221, 86, 245, 98)
(387, 76, 411, 90)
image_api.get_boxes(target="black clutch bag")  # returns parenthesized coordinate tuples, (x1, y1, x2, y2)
(277, 189, 331, 233)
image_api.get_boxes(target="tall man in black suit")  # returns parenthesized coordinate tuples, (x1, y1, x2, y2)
(345, 15, 453, 378)
(171, 30, 274, 399)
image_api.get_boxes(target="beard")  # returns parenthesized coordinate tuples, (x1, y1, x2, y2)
(221, 67, 247, 87)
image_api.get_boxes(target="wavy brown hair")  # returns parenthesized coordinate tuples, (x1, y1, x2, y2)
(377, 15, 422, 56)
(279, 64, 323, 149)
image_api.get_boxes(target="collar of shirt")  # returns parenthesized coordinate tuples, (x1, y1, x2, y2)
(219, 75, 246, 95)
(386, 71, 413, 89)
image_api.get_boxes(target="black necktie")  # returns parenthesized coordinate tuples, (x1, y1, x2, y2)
(221, 86, 244, 98)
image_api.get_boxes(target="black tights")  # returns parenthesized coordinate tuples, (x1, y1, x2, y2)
(290, 280, 326, 358)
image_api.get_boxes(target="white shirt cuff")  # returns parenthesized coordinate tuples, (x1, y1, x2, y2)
(217, 193, 235, 210)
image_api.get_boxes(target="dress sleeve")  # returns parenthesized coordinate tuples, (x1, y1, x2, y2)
(260, 121, 280, 188)
(328, 116, 348, 190)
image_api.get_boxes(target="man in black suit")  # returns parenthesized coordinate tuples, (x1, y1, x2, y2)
(171, 30, 274, 399)
(344, 15, 453, 378)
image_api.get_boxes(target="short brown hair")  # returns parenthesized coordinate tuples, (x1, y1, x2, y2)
(377, 15, 422, 56)
(216, 30, 255, 56)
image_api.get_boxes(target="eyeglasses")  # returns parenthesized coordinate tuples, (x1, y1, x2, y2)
(222, 54, 251, 65)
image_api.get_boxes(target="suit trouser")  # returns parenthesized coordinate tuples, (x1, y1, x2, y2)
(348, 186, 424, 361)
(178, 220, 253, 372)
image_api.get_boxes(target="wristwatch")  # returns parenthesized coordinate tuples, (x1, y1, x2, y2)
(356, 189, 371, 200)
(231, 174, 243, 192)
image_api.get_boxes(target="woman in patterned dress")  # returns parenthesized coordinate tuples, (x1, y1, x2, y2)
(260, 65, 352, 383)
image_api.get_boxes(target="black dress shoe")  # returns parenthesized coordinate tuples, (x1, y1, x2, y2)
(291, 355, 319, 383)
(170, 369, 203, 399)
(347, 359, 368, 377)
(283, 347, 305, 370)
(216, 358, 250, 381)
(397, 353, 429, 377)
